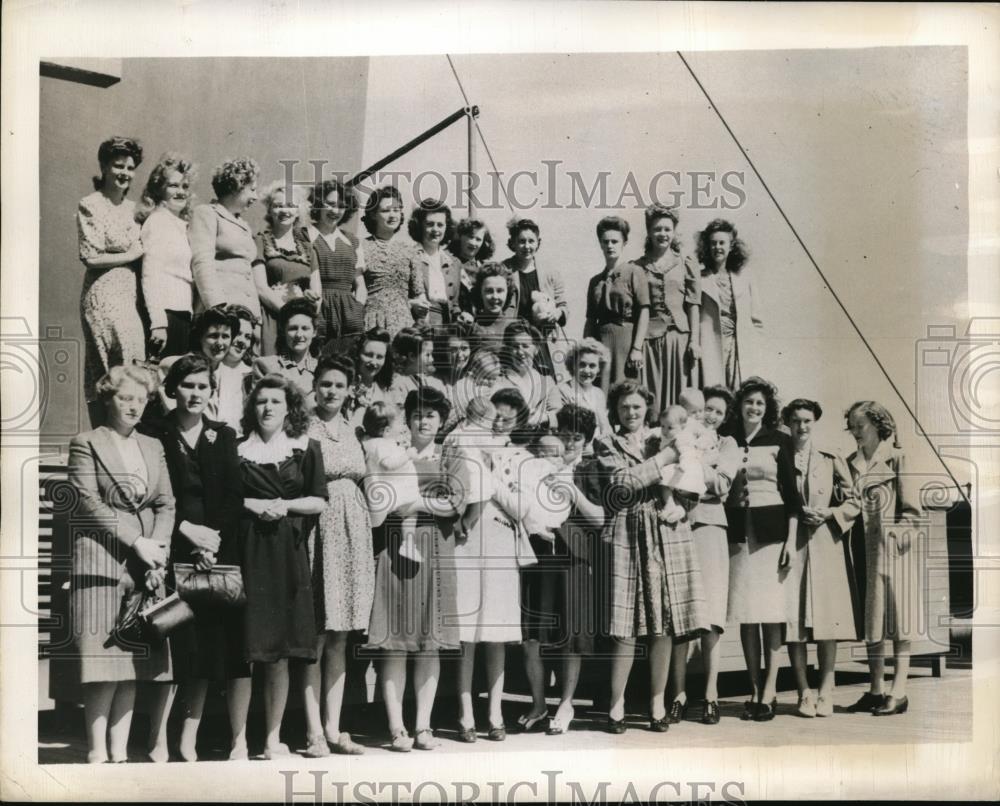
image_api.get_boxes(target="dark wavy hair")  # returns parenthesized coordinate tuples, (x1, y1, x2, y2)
(506, 218, 541, 252)
(723, 375, 780, 433)
(309, 178, 357, 226)
(225, 304, 260, 363)
(696, 218, 750, 274)
(242, 373, 310, 438)
(408, 198, 455, 245)
(472, 262, 512, 313)
(500, 320, 542, 371)
(702, 385, 734, 417)
(191, 306, 238, 347)
(404, 386, 451, 423)
(276, 298, 318, 358)
(845, 400, 898, 445)
(607, 380, 657, 429)
(782, 398, 823, 425)
(596, 215, 630, 243)
(315, 353, 356, 388)
(643, 204, 681, 255)
(354, 327, 394, 388)
(555, 403, 598, 444)
(361, 185, 404, 236)
(135, 152, 197, 223)
(448, 218, 495, 262)
(93, 136, 143, 191)
(163, 353, 217, 399)
(211, 157, 259, 199)
(490, 387, 531, 438)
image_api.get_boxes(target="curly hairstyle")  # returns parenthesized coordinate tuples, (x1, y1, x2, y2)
(472, 262, 512, 312)
(276, 298, 318, 357)
(607, 380, 657, 429)
(242, 373, 310, 438)
(845, 400, 898, 444)
(93, 136, 143, 191)
(564, 337, 611, 376)
(702, 385, 734, 417)
(408, 198, 455, 245)
(782, 398, 823, 425)
(95, 363, 159, 402)
(506, 217, 541, 252)
(643, 203, 681, 255)
(404, 386, 451, 423)
(211, 157, 259, 199)
(500, 320, 542, 371)
(724, 375, 781, 433)
(163, 353, 217, 399)
(225, 303, 260, 363)
(555, 403, 598, 444)
(695, 218, 750, 274)
(596, 215, 630, 243)
(448, 218, 495, 262)
(490, 387, 531, 438)
(261, 179, 307, 227)
(314, 353, 356, 389)
(361, 185, 405, 236)
(191, 306, 239, 346)
(354, 327, 394, 388)
(309, 178, 357, 226)
(135, 152, 197, 223)
(391, 327, 425, 365)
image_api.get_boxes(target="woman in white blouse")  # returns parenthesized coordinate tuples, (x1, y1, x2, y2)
(136, 153, 197, 359)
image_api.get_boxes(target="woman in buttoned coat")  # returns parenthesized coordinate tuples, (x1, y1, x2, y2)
(781, 399, 861, 718)
(632, 205, 700, 413)
(691, 219, 762, 390)
(68, 364, 175, 763)
(189, 158, 262, 327)
(839, 401, 924, 717)
(721, 377, 800, 722)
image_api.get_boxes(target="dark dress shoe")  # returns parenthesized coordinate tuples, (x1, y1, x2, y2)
(701, 701, 720, 725)
(873, 695, 909, 716)
(487, 724, 506, 741)
(649, 716, 670, 732)
(456, 724, 477, 743)
(753, 698, 777, 722)
(606, 716, 627, 734)
(740, 701, 760, 721)
(667, 699, 688, 724)
(846, 692, 887, 713)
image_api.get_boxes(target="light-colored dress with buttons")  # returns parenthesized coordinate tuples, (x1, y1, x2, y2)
(77, 191, 146, 401)
(307, 415, 374, 632)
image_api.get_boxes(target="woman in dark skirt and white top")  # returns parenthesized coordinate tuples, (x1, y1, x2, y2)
(721, 376, 801, 722)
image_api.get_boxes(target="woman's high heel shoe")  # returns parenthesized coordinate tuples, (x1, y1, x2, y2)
(516, 711, 548, 733)
(873, 695, 909, 716)
(753, 698, 777, 722)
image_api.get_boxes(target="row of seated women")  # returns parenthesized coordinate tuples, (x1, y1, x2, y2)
(77, 135, 760, 428)
(70, 321, 923, 762)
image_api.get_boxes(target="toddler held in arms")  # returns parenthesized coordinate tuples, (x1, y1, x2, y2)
(362, 402, 423, 563)
(518, 428, 575, 542)
(441, 397, 504, 541)
(656, 405, 707, 525)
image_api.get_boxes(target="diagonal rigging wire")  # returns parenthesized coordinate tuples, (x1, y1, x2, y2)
(446, 54, 515, 216)
(675, 51, 968, 505)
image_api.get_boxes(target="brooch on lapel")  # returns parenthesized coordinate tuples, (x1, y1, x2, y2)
(205, 429, 217, 445)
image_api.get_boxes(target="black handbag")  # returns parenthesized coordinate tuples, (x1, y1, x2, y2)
(115, 587, 194, 644)
(173, 562, 246, 607)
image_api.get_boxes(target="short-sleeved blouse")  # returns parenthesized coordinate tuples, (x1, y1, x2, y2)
(634, 252, 700, 336)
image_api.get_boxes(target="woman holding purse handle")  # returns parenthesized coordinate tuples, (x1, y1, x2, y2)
(146, 354, 249, 761)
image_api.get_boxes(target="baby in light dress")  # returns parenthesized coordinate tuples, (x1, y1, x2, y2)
(656, 405, 708, 525)
(441, 397, 505, 540)
(362, 402, 423, 562)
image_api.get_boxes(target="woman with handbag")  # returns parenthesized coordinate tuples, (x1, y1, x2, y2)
(67, 364, 174, 763)
(147, 354, 249, 761)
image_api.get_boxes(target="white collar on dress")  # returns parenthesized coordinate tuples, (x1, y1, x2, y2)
(238, 430, 309, 464)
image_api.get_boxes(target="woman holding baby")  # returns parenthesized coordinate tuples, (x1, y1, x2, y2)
(596, 381, 708, 734)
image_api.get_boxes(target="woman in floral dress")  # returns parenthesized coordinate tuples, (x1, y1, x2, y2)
(300, 355, 374, 757)
(361, 186, 414, 336)
(77, 136, 146, 425)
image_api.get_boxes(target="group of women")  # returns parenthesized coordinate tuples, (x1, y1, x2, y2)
(68, 135, 925, 763)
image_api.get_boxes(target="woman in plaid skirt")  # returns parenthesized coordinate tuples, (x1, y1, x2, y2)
(594, 381, 709, 733)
